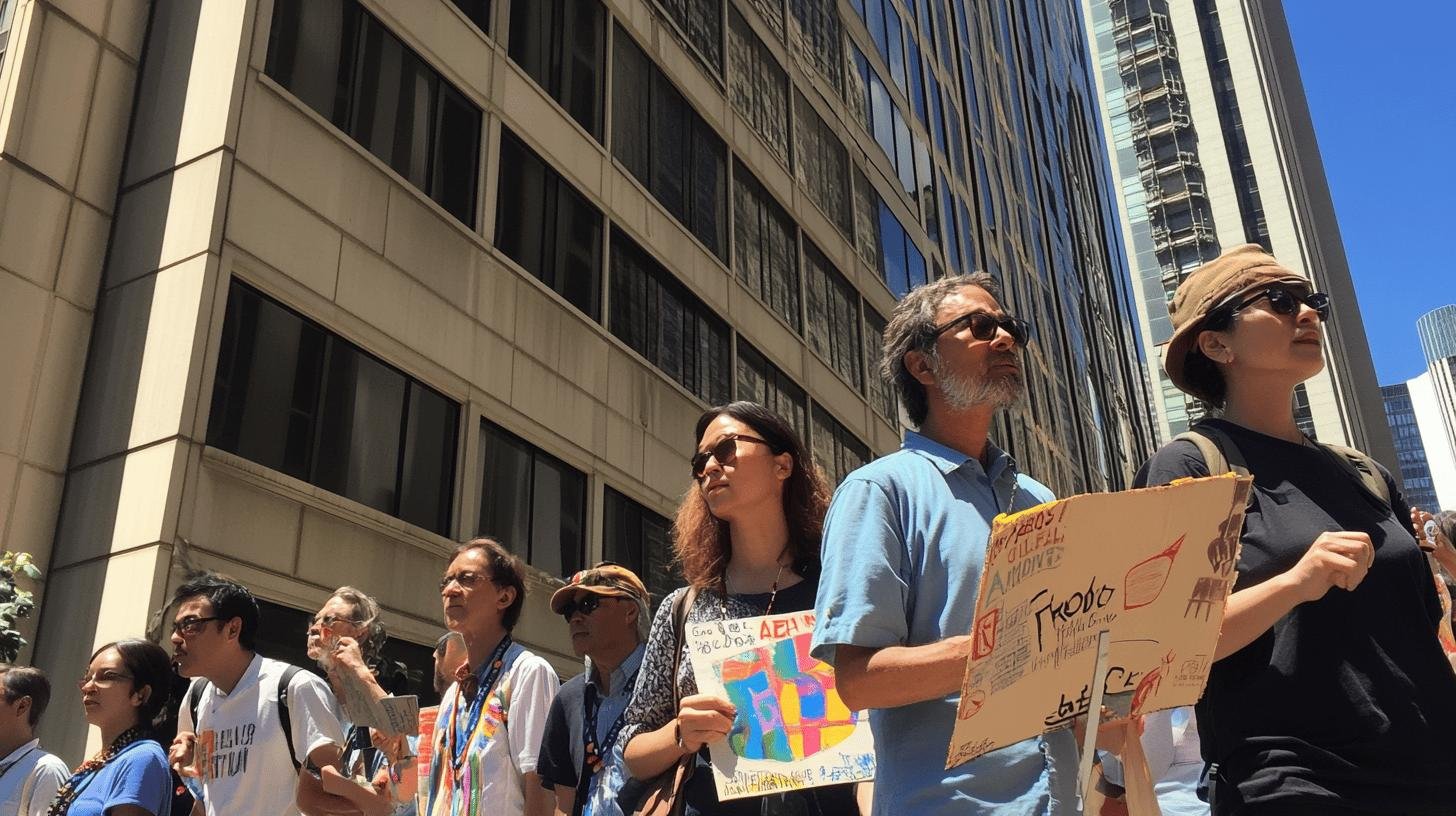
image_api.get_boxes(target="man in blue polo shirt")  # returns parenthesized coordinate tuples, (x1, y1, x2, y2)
(812, 273, 1080, 815)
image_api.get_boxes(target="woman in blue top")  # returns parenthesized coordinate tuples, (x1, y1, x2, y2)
(48, 639, 172, 816)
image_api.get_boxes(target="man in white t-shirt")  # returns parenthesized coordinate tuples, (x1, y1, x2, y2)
(166, 573, 349, 816)
(0, 665, 69, 816)
(423, 538, 559, 816)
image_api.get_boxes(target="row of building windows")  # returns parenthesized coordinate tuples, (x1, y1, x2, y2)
(265, 0, 481, 226)
(209, 281, 872, 592)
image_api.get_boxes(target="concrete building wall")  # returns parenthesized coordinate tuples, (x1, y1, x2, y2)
(1410, 371, 1456, 511)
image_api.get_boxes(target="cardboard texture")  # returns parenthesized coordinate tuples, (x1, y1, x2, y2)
(686, 610, 875, 800)
(946, 475, 1251, 769)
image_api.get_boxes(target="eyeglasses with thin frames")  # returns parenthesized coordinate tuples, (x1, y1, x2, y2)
(439, 571, 490, 593)
(78, 670, 133, 690)
(691, 434, 771, 479)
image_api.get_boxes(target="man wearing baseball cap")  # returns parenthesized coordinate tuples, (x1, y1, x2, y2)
(536, 563, 652, 816)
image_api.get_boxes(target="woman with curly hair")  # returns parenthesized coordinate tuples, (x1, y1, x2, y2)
(620, 401, 861, 816)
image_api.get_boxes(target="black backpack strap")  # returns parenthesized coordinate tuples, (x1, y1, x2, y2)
(277, 665, 304, 771)
(186, 679, 209, 731)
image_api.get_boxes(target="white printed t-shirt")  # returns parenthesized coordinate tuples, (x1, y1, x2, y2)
(179, 654, 346, 816)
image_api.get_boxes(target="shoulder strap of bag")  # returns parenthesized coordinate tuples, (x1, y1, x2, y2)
(187, 679, 209, 733)
(668, 586, 700, 705)
(1319, 443, 1391, 507)
(1174, 423, 1250, 478)
(277, 664, 304, 771)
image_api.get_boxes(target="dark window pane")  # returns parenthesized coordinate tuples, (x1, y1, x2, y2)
(611, 26, 651, 181)
(432, 82, 481, 226)
(449, 0, 491, 32)
(735, 341, 807, 442)
(690, 121, 727, 260)
(864, 308, 896, 421)
(530, 455, 585, 578)
(495, 130, 549, 280)
(398, 382, 458, 535)
(210, 282, 457, 535)
(555, 182, 604, 320)
(312, 344, 407, 516)
(655, 0, 723, 73)
(787, 0, 842, 94)
(651, 77, 690, 224)
(478, 422, 533, 555)
(603, 487, 678, 609)
(727, 8, 790, 166)
(208, 286, 325, 481)
(609, 228, 730, 403)
(266, 0, 480, 227)
(509, 0, 604, 139)
(265, 0, 359, 128)
(732, 162, 800, 332)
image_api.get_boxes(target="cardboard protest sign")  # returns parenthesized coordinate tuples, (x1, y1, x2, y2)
(687, 610, 874, 800)
(946, 475, 1251, 768)
(318, 631, 421, 736)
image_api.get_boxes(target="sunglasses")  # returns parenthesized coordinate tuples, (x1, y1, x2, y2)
(691, 434, 771, 479)
(1216, 287, 1330, 323)
(171, 616, 221, 637)
(559, 594, 613, 621)
(931, 311, 1031, 346)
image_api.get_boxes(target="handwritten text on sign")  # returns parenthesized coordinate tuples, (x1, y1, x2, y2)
(688, 611, 874, 800)
(946, 475, 1251, 768)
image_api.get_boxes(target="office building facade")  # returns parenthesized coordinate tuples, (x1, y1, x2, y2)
(1083, 0, 1394, 466)
(1381, 383, 1441, 512)
(1, 0, 1153, 757)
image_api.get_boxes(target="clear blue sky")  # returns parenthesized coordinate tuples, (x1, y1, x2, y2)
(1284, 1, 1456, 385)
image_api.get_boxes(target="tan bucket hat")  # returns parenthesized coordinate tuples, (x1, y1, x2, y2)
(1164, 243, 1309, 399)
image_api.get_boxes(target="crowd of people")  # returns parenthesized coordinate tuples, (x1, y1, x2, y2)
(2, 244, 1455, 816)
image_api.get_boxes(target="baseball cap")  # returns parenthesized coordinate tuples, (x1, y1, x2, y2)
(549, 562, 649, 614)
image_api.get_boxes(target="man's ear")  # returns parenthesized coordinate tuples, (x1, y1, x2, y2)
(496, 585, 518, 613)
(904, 349, 936, 387)
(13, 695, 31, 722)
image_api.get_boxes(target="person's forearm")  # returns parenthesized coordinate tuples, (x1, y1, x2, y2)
(523, 773, 554, 816)
(624, 721, 690, 780)
(1433, 544, 1456, 579)
(1214, 575, 1302, 660)
(834, 638, 971, 711)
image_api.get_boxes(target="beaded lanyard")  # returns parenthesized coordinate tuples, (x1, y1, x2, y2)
(46, 727, 149, 816)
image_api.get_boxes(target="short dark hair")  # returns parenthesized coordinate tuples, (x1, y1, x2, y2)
(172, 572, 260, 650)
(882, 273, 1005, 426)
(451, 539, 526, 631)
(93, 639, 173, 729)
(0, 665, 50, 728)
(1181, 309, 1233, 408)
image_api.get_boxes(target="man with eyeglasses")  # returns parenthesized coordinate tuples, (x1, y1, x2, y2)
(812, 274, 1098, 814)
(423, 538, 558, 816)
(535, 563, 650, 816)
(0, 665, 68, 816)
(167, 572, 348, 816)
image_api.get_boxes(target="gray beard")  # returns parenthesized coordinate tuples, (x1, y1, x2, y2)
(934, 359, 1023, 411)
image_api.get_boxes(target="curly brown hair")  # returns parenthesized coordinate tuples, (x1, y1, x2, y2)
(674, 402, 831, 591)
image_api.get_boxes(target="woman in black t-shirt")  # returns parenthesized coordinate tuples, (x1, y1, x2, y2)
(1136, 245, 1456, 816)
(621, 401, 863, 816)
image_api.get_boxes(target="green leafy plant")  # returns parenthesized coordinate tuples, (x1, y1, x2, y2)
(0, 552, 41, 664)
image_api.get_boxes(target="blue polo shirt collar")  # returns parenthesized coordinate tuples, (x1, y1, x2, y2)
(902, 429, 1017, 485)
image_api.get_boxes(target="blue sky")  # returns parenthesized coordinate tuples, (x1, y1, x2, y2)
(1283, 1, 1456, 384)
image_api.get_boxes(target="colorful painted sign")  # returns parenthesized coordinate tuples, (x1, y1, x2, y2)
(946, 474, 1252, 769)
(688, 610, 874, 800)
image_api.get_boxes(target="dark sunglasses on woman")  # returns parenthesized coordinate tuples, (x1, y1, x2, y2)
(691, 433, 770, 479)
(931, 310, 1031, 346)
(1217, 286, 1331, 323)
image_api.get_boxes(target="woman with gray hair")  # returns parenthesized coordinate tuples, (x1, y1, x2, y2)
(305, 587, 416, 815)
